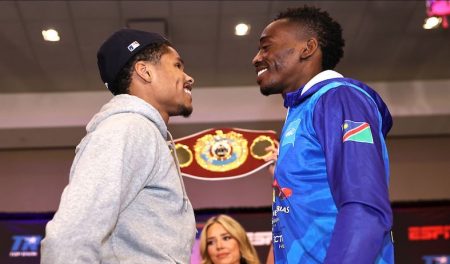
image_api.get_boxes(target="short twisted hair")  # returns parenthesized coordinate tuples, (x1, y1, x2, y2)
(109, 41, 171, 95)
(276, 6, 345, 70)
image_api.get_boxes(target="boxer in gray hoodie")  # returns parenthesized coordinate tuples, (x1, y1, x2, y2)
(41, 29, 196, 263)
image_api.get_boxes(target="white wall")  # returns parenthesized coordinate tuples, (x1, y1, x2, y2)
(0, 136, 449, 212)
(1, 80, 449, 212)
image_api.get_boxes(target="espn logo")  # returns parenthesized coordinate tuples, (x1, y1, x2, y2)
(408, 225, 450, 241)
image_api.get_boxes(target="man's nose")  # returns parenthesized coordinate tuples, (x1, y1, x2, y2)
(252, 51, 262, 66)
(185, 73, 194, 85)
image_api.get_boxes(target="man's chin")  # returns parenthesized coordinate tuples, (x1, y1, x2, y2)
(260, 86, 281, 96)
(170, 105, 193, 118)
(181, 111, 192, 118)
(180, 106, 193, 118)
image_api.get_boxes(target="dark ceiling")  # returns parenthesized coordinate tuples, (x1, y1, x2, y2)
(0, 0, 449, 94)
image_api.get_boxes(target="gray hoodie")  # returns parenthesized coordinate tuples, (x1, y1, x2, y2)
(41, 94, 196, 263)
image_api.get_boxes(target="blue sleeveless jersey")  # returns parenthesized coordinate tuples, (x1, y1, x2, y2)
(272, 78, 394, 263)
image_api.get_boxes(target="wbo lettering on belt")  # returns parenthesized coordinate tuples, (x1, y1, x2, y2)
(173, 128, 278, 180)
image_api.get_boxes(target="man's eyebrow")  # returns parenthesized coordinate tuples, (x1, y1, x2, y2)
(177, 57, 185, 66)
(259, 36, 270, 42)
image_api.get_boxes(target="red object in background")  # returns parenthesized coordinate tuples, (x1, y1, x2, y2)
(174, 128, 278, 180)
(408, 225, 450, 241)
(427, 0, 450, 16)
(427, 0, 450, 28)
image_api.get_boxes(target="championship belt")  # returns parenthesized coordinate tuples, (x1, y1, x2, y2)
(173, 128, 278, 180)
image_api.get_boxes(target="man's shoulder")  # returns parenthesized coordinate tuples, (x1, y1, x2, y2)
(92, 113, 161, 142)
(102, 112, 156, 128)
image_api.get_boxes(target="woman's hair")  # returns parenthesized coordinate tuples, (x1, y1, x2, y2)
(199, 214, 260, 264)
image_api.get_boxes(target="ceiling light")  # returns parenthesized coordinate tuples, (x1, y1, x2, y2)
(42, 29, 60, 42)
(423, 16, 442, 29)
(235, 23, 250, 36)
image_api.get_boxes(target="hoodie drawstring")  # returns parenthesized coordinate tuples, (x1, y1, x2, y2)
(167, 130, 189, 211)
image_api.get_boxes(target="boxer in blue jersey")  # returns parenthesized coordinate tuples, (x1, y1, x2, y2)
(253, 6, 394, 264)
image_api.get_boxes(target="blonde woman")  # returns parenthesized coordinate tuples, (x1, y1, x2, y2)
(200, 214, 261, 264)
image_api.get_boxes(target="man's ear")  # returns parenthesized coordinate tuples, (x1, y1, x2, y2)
(135, 61, 152, 83)
(300, 38, 319, 60)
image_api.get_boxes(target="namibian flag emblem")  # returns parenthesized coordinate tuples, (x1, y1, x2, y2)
(342, 120, 374, 144)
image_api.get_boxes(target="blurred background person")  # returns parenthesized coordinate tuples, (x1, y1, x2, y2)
(200, 214, 261, 264)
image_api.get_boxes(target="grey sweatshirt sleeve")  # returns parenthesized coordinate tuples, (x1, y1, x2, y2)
(40, 114, 159, 263)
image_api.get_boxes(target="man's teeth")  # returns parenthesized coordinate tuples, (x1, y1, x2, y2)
(184, 88, 192, 95)
(257, 68, 268, 76)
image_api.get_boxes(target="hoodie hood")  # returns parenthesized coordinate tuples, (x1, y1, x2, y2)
(86, 94, 167, 138)
(86, 94, 189, 208)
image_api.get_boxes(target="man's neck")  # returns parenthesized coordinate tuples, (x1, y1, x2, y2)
(282, 67, 322, 98)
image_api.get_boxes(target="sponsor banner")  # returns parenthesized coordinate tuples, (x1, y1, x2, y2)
(393, 203, 450, 263)
(0, 202, 449, 263)
(0, 214, 49, 264)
